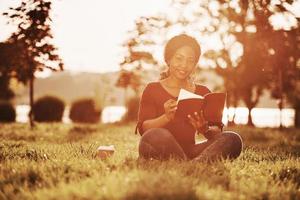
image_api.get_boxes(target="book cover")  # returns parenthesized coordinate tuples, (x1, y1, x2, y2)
(175, 89, 226, 123)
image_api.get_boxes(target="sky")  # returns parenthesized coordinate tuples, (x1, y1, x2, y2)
(0, 0, 171, 74)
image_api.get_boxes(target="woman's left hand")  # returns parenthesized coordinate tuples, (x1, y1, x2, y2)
(187, 111, 208, 134)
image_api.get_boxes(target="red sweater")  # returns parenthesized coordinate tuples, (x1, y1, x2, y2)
(136, 82, 211, 151)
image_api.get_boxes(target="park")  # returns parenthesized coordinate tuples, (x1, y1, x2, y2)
(0, 0, 299, 199)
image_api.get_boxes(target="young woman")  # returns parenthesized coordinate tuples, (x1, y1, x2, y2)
(136, 34, 243, 161)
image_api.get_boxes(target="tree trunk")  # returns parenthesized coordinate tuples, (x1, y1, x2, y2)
(228, 107, 236, 126)
(124, 87, 128, 106)
(226, 93, 232, 126)
(29, 76, 35, 128)
(247, 106, 254, 126)
(278, 69, 283, 130)
(225, 91, 238, 127)
(230, 95, 239, 127)
(243, 88, 260, 127)
(278, 98, 283, 130)
(295, 106, 300, 128)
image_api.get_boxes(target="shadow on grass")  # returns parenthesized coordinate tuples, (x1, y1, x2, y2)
(67, 125, 102, 141)
(0, 142, 49, 162)
(270, 167, 300, 188)
(125, 189, 198, 200)
(123, 158, 232, 200)
(0, 163, 94, 199)
(0, 169, 44, 199)
(124, 171, 198, 200)
(127, 157, 232, 190)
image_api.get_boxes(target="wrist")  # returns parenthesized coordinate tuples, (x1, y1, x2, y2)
(163, 114, 172, 123)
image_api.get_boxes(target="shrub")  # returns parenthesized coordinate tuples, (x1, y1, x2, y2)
(0, 102, 16, 122)
(69, 98, 101, 123)
(32, 96, 65, 122)
(123, 97, 140, 122)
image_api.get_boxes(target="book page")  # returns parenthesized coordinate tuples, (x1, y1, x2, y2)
(177, 88, 204, 103)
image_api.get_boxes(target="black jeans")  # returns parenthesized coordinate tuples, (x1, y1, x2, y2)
(138, 128, 243, 161)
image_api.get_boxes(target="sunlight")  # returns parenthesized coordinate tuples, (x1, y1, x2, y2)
(270, 12, 298, 30)
(0, 0, 171, 73)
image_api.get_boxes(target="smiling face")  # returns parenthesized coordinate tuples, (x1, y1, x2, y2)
(167, 45, 197, 81)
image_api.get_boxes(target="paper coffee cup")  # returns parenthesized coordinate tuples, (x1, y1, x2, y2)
(97, 145, 115, 159)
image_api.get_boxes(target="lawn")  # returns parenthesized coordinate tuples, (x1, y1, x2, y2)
(0, 123, 299, 200)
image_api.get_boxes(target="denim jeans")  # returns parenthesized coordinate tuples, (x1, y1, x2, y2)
(138, 128, 243, 161)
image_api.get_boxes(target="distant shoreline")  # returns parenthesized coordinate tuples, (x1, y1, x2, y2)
(15, 105, 295, 127)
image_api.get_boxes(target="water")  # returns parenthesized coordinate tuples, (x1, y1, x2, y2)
(16, 105, 295, 127)
(16, 105, 126, 124)
(222, 107, 295, 127)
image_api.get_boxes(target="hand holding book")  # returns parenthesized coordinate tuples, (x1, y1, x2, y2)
(163, 99, 177, 121)
(175, 89, 226, 124)
(187, 110, 209, 134)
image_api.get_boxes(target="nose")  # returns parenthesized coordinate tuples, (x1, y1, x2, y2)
(177, 59, 190, 69)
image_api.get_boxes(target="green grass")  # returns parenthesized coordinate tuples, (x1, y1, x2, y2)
(0, 123, 299, 200)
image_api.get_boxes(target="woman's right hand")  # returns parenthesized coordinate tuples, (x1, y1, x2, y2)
(163, 99, 177, 121)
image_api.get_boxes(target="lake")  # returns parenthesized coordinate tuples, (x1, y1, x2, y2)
(15, 105, 295, 128)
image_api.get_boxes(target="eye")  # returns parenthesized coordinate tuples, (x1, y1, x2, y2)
(174, 55, 183, 61)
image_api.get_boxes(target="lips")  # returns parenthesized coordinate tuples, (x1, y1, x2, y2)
(177, 69, 187, 76)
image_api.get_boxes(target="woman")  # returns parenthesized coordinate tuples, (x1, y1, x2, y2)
(136, 34, 243, 161)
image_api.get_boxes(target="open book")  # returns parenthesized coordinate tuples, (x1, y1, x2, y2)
(175, 88, 226, 123)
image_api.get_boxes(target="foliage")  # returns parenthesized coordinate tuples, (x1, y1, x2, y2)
(69, 98, 101, 123)
(2, 0, 63, 77)
(0, 102, 16, 122)
(116, 18, 159, 97)
(2, 0, 64, 127)
(215, 0, 299, 126)
(120, 0, 300, 127)
(32, 96, 65, 122)
(0, 42, 17, 100)
(0, 123, 299, 199)
(0, 74, 15, 100)
(119, 18, 158, 70)
(116, 69, 142, 94)
(122, 97, 140, 122)
(266, 28, 300, 127)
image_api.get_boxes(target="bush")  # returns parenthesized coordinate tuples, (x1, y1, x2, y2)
(123, 97, 140, 122)
(0, 102, 16, 122)
(69, 98, 101, 123)
(32, 96, 65, 122)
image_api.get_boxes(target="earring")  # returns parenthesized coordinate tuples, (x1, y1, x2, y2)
(166, 68, 170, 77)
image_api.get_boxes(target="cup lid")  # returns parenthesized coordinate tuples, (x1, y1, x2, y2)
(97, 145, 115, 151)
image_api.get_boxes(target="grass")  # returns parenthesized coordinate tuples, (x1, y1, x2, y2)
(0, 122, 299, 200)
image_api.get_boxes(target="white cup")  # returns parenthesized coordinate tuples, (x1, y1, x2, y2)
(97, 145, 115, 159)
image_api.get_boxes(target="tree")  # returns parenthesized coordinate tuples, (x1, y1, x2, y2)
(203, 0, 299, 127)
(120, 0, 299, 127)
(203, 46, 241, 126)
(205, 0, 299, 127)
(124, 0, 270, 126)
(116, 69, 140, 103)
(267, 28, 300, 127)
(3, 0, 63, 127)
(117, 18, 158, 103)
